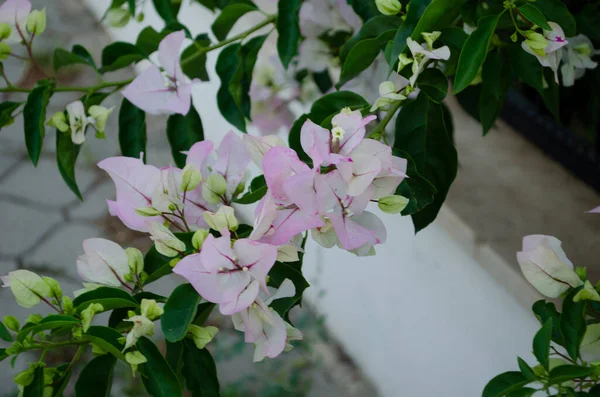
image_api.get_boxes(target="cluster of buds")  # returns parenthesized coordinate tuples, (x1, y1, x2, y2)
(47, 101, 114, 144)
(376, 0, 402, 16)
(0, 0, 46, 60)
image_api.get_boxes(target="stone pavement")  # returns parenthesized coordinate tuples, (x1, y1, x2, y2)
(0, 1, 378, 396)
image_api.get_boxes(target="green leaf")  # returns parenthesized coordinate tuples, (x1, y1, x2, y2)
(0, 101, 21, 131)
(233, 175, 267, 204)
(505, 388, 537, 397)
(346, 0, 379, 21)
(277, 0, 302, 69)
(216, 44, 246, 132)
(308, 91, 369, 125)
(548, 365, 594, 385)
(482, 371, 530, 397)
(73, 286, 139, 313)
(161, 283, 201, 342)
(338, 15, 401, 87)
(82, 326, 126, 361)
(288, 114, 311, 164)
(51, 365, 71, 397)
(212, 2, 257, 41)
(532, 300, 564, 347)
(533, 318, 553, 370)
(100, 42, 144, 73)
(137, 337, 182, 397)
(165, 341, 184, 382)
(392, 149, 437, 216)
(453, 14, 500, 94)
(56, 129, 83, 200)
(53, 45, 97, 72)
(240, 34, 268, 119)
(17, 315, 78, 342)
(517, 4, 551, 31)
(0, 348, 8, 362)
(24, 85, 52, 166)
(517, 357, 537, 382)
(387, 0, 430, 72)
(136, 26, 168, 56)
(480, 50, 510, 135)
(561, 287, 587, 361)
(181, 34, 211, 81)
(0, 321, 12, 342)
(167, 105, 204, 168)
(152, 0, 181, 22)
(118, 98, 147, 161)
(394, 94, 458, 233)
(534, 0, 576, 37)
(181, 339, 220, 397)
(23, 365, 44, 397)
(416, 68, 448, 103)
(75, 354, 117, 397)
(193, 302, 216, 326)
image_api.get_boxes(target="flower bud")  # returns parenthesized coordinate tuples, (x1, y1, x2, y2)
(149, 222, 186, 257)
(376, 0, 402, 15)
(0, 23, 11, 41)
(88, 105, 114, 134)
(25, 314, 42, 324)
(192, 229, 210, 250)
(106, 8, 131, 28)
(421, 31, 442, 50)
(62, 296, 74, 314)
(397, 53, 413, 73)
(202, 174, 227, 204)
(140, 299, 163, 320)
(378, 195, 409, 214)
(203, 206, 238, 232)
(574, 280, 600, 303)
(187, 324, 218, 349)
(135, 206, 162, 217)
(125, 247, 144, 275)
(4, 315, 19, 331)
(0, 42, 11, 61)
(181, 163, 202, 192)
(125, 351, 147, 376)
(523, 30, 548, 57)
(26, 9, 46, 35)
(81, 303, 104, 332)
(576, 266, 587, 281)
(46, 112, 69, 133)
(42, 276, 62, 301)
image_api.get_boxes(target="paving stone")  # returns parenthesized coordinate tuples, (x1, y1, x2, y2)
(0, 200, 62, 257)
(24, 223, 102, 281)
(69, 180, 115, 220)
(0, 154, 22, 178)
(0, 157, 96, 207)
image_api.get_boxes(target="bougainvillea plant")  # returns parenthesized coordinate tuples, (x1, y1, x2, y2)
(0, 0, 598, 395)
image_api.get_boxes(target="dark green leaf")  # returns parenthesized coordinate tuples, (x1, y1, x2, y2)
(181, 34, 211, 81)
(308, 91, 369, 125)
(590, 384, 600, 396)
(167, 105, 204, 168)
(416, 68, 448, 103)
(165, 340, 184, 380)
(216, 44, 246, 132)
(161, 283, 201, 342)
(533, 318, 553, 370)
(136, 26, 168, 56)
(212, 3, 257, 41)
(480, 50, 510, 135)
(241, 34, 268, 119)
(82, 326, 126, 360)
(152, 0, 181, 22)
(517, 357, 537, 381)
(0, 101, 21, 131)
(73, 286, 139, 313)
(0, 321, 12, 342)
(75, 354, 117, 397)
(518, 4, 551, 31)
(0, 348, 8, 362)
(561, 287, 587, 361)
(53, 45, 97, 72)
(482, 371, 530, 397)
(23, 365, 44, 397)
(234, 175, 267, 204)
(181, 339, 220, 397)
(534, 0, 576, 37)
(137, 337, 182, 397)
(394, 94, 457, 232)
(277, 0, 302, 69)
(193, 302, 216, 326)
(288, 114, 311, 163)
(392, 149, 437, 216)
(548, 365, 594, 385)
(506, 388, 537, 397)
(313, 70, 333, 94)
(100, 42, 144, 73)
(24, 85, 52, 166)
(56, 129, 83, 200)
(51, 365, 71, 397)
(17, 315, 78, 342)
(346, 0, 379, 21)
(532, 300, 564, 347)
(387, 0, 430, 72)
(119, 98, 147, 161)
(453, 14, 500, 94)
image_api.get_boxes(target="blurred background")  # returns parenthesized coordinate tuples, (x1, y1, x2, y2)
(0, 0, 599, 396)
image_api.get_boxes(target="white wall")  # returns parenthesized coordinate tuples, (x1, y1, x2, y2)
(84, 2, 542, 395)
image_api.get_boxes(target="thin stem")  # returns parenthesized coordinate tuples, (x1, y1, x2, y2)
(64, 345, 85, 374)
(15, 23, 48, 79)
(369, 100, 404, 140)
(0, 66, 12, 87)
(551, 346, 576, 364)
(40, 296, 61, 313)
(20, 339, 90, 353)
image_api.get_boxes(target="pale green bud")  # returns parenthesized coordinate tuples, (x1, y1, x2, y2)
(91, 343, 107, 356)
(421, 31, 442, 50)
(135, 206, 162, 217)
(187, 325, 218, 349)
(149, 222, 186, 257)
(14, 368, 35, 386)
(46, 112, 69, 133)
(81, 303, 104, 332)
(181, 163, 202, 192)
(203, 206, 238, 232)
(397, 53, 413, 73)
(123, 273, 134, 282)
(192, 229, 210, 250)
(26, 9, 46, 35)
(140, 299, 163, 320)
(25, 314, 42, 324)
(233, 180, 246, 197)
(126, 247, 144, 275)
(574, 280, 600, 303)
(136, 12, 145, 22)
(0, 42, 11, 61)
(202, 174, 227, 204)
(376, 0, 402, 15)
(4, 315, 19, 331)
(575, 266, 587, 281)
(169, 258, 180, 268)
(574, 42, 592, 57)
(524, 30, 548, 57)
(125, 351, 147, 376)
(106, 7, 131, 28)
(378, 195, 409, 214)
(42, 277, 62, 301)
(62, 296, 74, 314)
(0, 23, 11, 41)
(139, 271, 148, 284)
(87, 105, 114, 133)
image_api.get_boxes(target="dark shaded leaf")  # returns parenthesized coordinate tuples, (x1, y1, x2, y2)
(24, 85, 52, 166)
(100, 42, 144, 73)
(518, 4, 551, 30)
(181, 34, 211, 81)
(82, 326, 126, 360)
(561, 286, 587, 361)
(118, 98, 147, 161)
(137, 337, 182, 397)
(548, 365, 594, 385)
(216, 44, 246, 132)
(181, 338, 220, 396)
(167, 105, 204, 168)
(23, 365, 44, 397)
(277, 0, 302, 69)
(152, 0, 181, 22)
(0, 321, 11, 342)
(75, 355, 117, 397)
(73, 287, 139, 313)
(56, 129, 83, 200)
(212, 2, 257, 41)
(533, 318, 552, 370)
(482, 372, 530, 397)
(161, 284, 201, 342)
(17, 315, 78, 342)
(53, 45, 97, 72)
(416, 68, 448, 103)
(392, 149, 437, 216)
(534, 0, 576, 37)
(0, 101, 21, 131)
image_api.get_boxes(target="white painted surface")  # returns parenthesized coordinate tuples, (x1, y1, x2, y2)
(83, 3, 542, 395)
